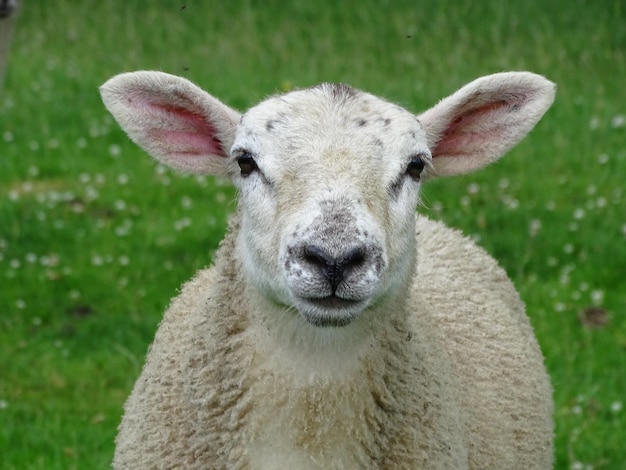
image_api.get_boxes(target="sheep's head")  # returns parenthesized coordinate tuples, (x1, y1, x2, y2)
(100, 71, 555, 328)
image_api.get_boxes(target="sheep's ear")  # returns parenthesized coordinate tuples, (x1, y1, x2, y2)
(100, 71, 241, 175)
(418, 72, 556, 178)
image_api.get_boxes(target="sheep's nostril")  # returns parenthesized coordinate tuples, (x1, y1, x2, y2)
(303, 245, 334, 268)
(301, 244, 367, 293)
(340, 246, 366, 271)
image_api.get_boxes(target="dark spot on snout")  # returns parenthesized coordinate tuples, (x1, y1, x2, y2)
(355, 118, 368, 127)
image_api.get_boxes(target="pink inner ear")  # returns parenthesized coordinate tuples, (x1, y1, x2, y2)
(432, 94, 527, 158)
(149, 129, 224, 156)
(146, 101, 227, 157)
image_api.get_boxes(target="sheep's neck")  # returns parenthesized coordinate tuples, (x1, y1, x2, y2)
(208, 212, 433, 467)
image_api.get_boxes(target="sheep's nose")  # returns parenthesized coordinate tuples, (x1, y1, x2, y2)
(303, 245, 367, 293)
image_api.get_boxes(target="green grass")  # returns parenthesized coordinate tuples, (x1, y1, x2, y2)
(1, 0, 624, 468)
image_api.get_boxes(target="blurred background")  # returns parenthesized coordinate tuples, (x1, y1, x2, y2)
(1, 1, 624, 468)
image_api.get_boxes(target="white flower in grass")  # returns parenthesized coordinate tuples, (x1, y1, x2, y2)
(115, 225, 129, 237)
(3, 131, 13, 142)
(16, 299, 26, 310)
(528, 219, 541, 237)
(174, 217, 192, 231)
(117, 173, 129, 185)
(76, 137, 87, 149)
(109, 144, 121, 157)
(91, 255, 104, 266)
(504, 197, 519, 210)
(610, 401, 622, 413)
(598, 153, 609, 164)
(590, 290, 604, 305)
(573, 208, 585, 220)
(467, 183, 480, 195)
(85, 186, 99, 201)
(0, 400, 7, 409)
(611, 114, 625, 128)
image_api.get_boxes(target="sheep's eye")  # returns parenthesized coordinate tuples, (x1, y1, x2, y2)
(237, 153, 258, 177)
(406, 155, 426, 180)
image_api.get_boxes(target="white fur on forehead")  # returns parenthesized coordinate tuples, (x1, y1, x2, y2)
(235, 83, 428, 166)
(249, 82, 413, 124)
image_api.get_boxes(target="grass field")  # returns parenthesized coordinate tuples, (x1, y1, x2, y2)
(1, 1, 624, 468)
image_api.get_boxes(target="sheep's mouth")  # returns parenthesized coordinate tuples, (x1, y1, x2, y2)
(297, 295, 366, 327)
(306, 295, 360, 310)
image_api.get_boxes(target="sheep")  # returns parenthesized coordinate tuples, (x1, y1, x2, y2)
(100, 70, 556, 469)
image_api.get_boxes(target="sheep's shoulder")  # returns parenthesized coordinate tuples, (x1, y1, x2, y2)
(411, 215, 553, 468)
(114, 266, 228, 468)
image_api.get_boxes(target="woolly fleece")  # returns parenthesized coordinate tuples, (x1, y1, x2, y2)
(113, 210, 553, 469)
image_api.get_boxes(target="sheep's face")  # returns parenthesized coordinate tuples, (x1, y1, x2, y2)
(101, 70, 555, 327)
(230, 84, 431, 327)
